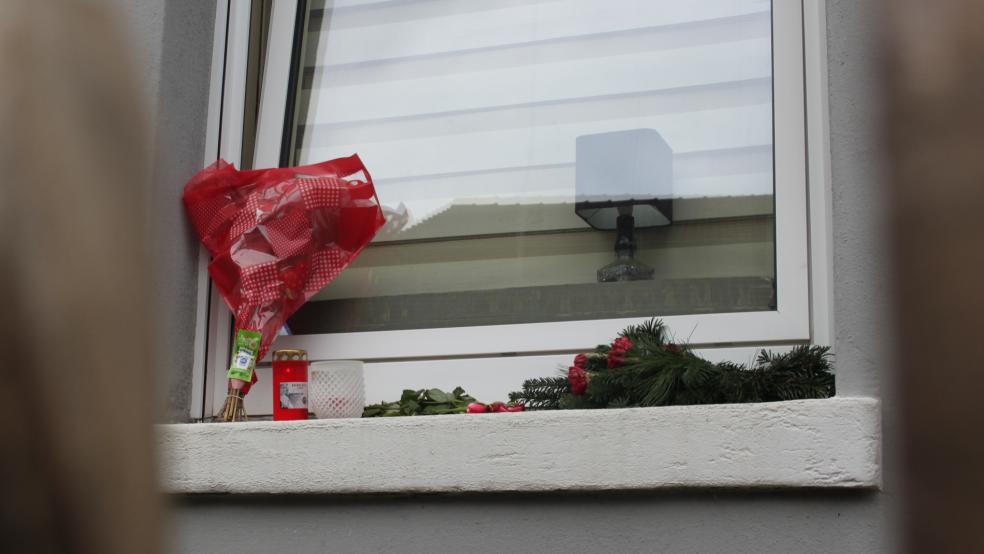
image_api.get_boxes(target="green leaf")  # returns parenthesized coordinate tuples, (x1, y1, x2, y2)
(426, 388, 449, 403)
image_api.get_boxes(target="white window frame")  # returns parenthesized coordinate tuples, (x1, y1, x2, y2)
(195, 0, 832, 419)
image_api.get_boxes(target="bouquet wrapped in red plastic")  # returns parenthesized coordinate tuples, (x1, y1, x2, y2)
(183, 154, 384, 421)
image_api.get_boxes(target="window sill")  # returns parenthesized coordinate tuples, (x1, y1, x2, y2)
(159, 397, 880, 494)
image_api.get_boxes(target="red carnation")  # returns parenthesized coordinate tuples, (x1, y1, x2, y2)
(607, 337, 635, 368)
(573, 353, 589, 369)
(467, 403, 489, 413)
(568, 366, 589, 396)
(612, 337, 634, 352)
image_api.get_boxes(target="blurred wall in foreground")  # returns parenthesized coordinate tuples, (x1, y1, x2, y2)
(883, 1, 984, 552)
(0, 0, 160, 551)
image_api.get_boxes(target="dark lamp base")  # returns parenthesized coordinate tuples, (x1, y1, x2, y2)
(596, 209, 656, 282)
(597, 257, 655, 283)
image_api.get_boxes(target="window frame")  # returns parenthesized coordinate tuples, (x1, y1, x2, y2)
(196, 0, 830, 419)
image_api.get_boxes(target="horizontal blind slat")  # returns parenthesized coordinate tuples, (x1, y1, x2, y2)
(303, 39, 771, 124)
(367, 172, 774, 234)
(300, 104, 773, 181)
(371, 170, 774, 208)
(306, 13, 769, 90)
(311, 0, 769, 66)
(300, 78, 771, 147)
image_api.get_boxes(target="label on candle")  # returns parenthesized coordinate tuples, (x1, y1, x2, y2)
(279, 382, 308, 409)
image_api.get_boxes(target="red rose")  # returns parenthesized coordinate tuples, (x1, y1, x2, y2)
(568, 366, 589, 396)
(573, 353, 589, 369)
(489, 402, 509, 413)
(466, 403, 489, 413)
(612, 337, 634, 352)
(505, 403, 526, 412)
(607, 337, 635, 368)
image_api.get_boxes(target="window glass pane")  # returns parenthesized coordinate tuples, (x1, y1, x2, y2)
(286, 0, 776, 334)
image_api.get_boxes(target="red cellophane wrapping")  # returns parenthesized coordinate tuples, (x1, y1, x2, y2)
(183, 155, 384, 392)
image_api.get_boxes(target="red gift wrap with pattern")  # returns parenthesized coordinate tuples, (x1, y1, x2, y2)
(183, 155, 384, 393)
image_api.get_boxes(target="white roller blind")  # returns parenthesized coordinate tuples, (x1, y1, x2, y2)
(292, 0, 773, 239)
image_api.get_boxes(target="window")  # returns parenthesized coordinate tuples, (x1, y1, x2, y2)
(201, 0, 823, 419)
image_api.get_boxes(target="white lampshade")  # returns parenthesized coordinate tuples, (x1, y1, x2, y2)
(575, 128, 673, 230)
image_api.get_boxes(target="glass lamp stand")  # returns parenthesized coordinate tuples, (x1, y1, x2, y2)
(597, 205, 655, 283)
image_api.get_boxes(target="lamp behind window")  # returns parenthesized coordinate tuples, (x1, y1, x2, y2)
(574, 129, 673, 283)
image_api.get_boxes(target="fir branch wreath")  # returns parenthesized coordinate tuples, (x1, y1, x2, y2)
(508, 319, 835, 410)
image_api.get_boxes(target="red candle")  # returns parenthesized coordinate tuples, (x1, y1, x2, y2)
(272, 349, 309, 420)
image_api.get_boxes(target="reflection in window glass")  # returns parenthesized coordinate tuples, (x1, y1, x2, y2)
(286, 0, 776, 333)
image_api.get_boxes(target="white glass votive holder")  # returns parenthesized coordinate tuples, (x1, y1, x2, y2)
(308, 360, 365, 419)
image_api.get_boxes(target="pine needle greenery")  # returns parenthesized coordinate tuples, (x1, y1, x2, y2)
(508, 319, 834, 410)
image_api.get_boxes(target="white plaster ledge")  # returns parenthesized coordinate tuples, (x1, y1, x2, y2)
(159, 397, 880, 494)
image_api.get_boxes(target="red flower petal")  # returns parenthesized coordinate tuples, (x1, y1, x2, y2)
(568, 366, 589, 396)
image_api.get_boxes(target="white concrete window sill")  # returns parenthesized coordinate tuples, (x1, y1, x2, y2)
(159, 397, 880, 494)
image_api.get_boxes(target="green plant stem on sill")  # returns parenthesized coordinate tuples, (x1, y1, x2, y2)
(362, 387, 477, 417)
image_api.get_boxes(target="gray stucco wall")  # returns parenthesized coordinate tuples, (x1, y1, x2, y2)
(111, 0, 215, 422)
(146, 0, 893, 551)
(172, 491, 885, 554)
(149, 0, 215, 422)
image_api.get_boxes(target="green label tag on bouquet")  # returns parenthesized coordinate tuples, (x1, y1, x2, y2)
(227, 329, 262, 382)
